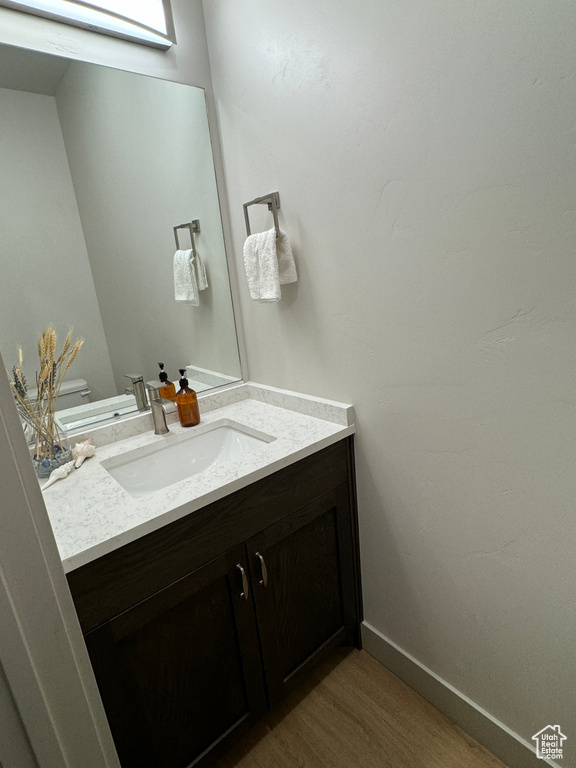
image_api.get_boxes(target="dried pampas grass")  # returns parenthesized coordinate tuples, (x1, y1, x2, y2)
(9, 327, 84, 460)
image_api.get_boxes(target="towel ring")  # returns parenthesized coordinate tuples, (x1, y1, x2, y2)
(243, 192, 280, 238)
(173, 219, 201, 258)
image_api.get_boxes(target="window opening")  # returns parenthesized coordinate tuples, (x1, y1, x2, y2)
(0, 0, 175, 49)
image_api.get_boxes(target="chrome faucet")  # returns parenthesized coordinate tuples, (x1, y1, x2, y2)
(124, 374, 149, 412)
(146, 382, 178, 435)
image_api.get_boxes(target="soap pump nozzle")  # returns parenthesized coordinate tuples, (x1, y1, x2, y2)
(156, 362, 176, 401)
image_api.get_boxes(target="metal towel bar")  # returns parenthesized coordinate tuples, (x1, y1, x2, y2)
(243, 192, 280, 238)
(173, 219, 201, 258)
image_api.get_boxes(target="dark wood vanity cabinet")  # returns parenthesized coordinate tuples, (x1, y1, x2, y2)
(246, 483, 358, 707)
(83, 546, 268, 768)
(67, 438, 362, 768)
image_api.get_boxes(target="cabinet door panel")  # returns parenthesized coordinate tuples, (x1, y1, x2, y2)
(247, 484, 355, 705)
(85, 546, 266, 768)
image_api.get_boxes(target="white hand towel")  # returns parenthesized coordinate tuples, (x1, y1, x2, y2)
(276, 231, 298, 286)
(174, 249, 199, 304)
(243, 228, 297, 302)
(194, 251, 209, 291)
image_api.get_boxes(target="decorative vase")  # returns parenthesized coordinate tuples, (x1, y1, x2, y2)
(10, 327, 85, 480)
(32, 438, 73, 479)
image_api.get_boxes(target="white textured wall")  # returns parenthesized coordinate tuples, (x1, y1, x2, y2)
(0, 87, 116, 399)
(204, 0, 576, 753)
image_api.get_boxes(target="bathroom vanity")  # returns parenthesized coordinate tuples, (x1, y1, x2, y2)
(44, 384, 362, 768)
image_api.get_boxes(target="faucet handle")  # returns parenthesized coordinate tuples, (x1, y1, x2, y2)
(124, 373, 144, 384)
(146, 381, 161, 399)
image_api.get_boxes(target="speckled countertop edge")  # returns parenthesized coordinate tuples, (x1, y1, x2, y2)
(43, 386, 355, 573)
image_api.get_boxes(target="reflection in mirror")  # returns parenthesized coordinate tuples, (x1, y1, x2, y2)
(0, 44, 242, 432)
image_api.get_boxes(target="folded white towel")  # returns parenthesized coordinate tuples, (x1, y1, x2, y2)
(243, 228, 297, 302)
(195, 251, 209, 291)
(174, 249, 197, 304)
(276, 231, 298, 286)
(174, 249, 208, 305)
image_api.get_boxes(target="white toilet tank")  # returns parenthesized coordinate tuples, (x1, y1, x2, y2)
(55, 378, 91, 410)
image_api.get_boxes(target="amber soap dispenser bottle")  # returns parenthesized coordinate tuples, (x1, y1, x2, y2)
(176, 369, 200, 427)
(157, 363, 176, 401)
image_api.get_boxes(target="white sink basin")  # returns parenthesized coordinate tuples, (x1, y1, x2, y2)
(101, 419, 275, 498)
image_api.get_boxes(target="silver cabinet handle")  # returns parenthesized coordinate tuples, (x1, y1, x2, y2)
(236, 563, 249, 600)
(255, 552, 268, 587)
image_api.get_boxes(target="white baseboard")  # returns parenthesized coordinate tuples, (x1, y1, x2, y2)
(361, 622, 562, 768)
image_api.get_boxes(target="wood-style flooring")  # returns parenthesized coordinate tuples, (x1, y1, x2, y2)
(216, 648, 508, 768)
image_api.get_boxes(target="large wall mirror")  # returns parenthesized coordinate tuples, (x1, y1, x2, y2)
(0, 43, 242, 430)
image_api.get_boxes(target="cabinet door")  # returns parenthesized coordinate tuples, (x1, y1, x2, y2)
(246, 484, 358, 705)
(85, 545, 267, 768)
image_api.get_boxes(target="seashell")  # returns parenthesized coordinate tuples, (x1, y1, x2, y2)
(41, 460, 75, 491)
(72, 439, 96, 468)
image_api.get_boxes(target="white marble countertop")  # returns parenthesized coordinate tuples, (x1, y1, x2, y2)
(42, 383, 355, 573)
